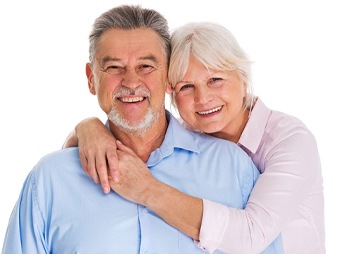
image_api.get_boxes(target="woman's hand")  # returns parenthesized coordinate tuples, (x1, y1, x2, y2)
(109, 141, 155, 204)
(110, 141, 202, 240)
(72, 117, 120, 194)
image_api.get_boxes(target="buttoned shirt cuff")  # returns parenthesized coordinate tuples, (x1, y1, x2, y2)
(195, 199, 230, 253)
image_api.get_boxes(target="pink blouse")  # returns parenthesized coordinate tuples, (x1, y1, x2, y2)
(199, 98, 325, 254)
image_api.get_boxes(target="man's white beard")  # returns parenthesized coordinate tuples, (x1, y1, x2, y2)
(107, 106, 161, 135)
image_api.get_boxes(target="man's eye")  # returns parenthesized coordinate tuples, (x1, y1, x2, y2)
(138, 64, 154, 73)
(105, 65, 122, 74)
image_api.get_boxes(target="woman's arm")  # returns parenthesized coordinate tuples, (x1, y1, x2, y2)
(62, 130, 79, 149)
(64, 120, 203, 239)
(110, 141, 203, 240)
(198, 127, 323, 253)
(62, 117, 120, 194)
(62, 118, 255, 249)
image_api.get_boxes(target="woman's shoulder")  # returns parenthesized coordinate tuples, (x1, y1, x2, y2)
(269, 109, 312, 136)
(254, 98, 312, 136)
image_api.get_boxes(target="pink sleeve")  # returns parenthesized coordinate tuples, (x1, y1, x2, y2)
(197, 199, 230, 253)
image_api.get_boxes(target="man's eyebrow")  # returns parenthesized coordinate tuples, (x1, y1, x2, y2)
(100, 55, 159, 65)
(100, 56, 121, 65)
(138, 54, 159, 63)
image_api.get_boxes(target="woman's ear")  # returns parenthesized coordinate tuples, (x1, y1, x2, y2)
(86, 63, 96, 95)
(165, 81, 173, 94)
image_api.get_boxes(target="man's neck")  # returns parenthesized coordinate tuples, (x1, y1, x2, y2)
(109, 114, 168, 162)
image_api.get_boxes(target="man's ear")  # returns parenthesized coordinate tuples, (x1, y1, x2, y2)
(165, 81, 173, 94)
(86, 63, 96, 95)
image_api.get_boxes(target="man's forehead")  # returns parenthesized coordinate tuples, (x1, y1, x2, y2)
(100, 28, 162, 49)
(96, 28, 166, 63)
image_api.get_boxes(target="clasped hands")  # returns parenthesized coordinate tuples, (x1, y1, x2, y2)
(78, 130, 155, 205)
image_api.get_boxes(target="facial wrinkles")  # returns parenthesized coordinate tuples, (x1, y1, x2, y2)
(108, 86, 161, 134)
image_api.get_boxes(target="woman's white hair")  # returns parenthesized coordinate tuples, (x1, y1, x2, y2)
(168, 22, 254, 110)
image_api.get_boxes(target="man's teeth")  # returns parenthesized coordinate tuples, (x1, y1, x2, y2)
(119, 97, 144, 103)
(197, 106, 222, 115)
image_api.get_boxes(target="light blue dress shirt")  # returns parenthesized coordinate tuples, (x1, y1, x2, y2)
(2, 112, 283, 254)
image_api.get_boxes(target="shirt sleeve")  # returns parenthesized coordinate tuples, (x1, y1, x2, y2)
(196, 199, 230, 253)
(198, 126, 322, 253)
(2, 171, 48, 254)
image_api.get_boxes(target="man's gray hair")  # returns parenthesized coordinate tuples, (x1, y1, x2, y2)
(89, 5, 171, 66)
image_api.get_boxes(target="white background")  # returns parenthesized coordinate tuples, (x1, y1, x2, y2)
(0, 0, 349, 252)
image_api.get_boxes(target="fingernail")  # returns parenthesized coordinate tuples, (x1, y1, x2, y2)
(103, 187, 110, 194)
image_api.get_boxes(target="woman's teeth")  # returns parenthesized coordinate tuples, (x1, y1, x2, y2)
(197, 106, 222, 115)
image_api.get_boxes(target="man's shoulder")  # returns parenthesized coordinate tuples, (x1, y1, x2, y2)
(169, 113, 237, 145)
(191, 130, 240, 149)
(168, 112, 249, 158)
(32, 147, 81, 177)
(38, 147, 80, 165)
(188, 131, 257, 168)
(26, 147, 92, 200)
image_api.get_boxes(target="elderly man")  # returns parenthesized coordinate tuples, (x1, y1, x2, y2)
(2, 5, 282, 254)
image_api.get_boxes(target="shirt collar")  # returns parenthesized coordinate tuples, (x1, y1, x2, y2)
(238, 98, 271, 155)
(105, 111, 199, 167)
(146, 111, 199, 166)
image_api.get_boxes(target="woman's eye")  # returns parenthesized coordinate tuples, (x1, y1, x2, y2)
(209, 77, 222, 83)
(180, 84, 194, 90)
(208, 77, 224, 87)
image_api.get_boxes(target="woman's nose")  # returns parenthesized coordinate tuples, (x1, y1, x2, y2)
(194, 86, 213, 104)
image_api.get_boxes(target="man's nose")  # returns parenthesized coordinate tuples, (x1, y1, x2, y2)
(122, 69, 141, 89)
